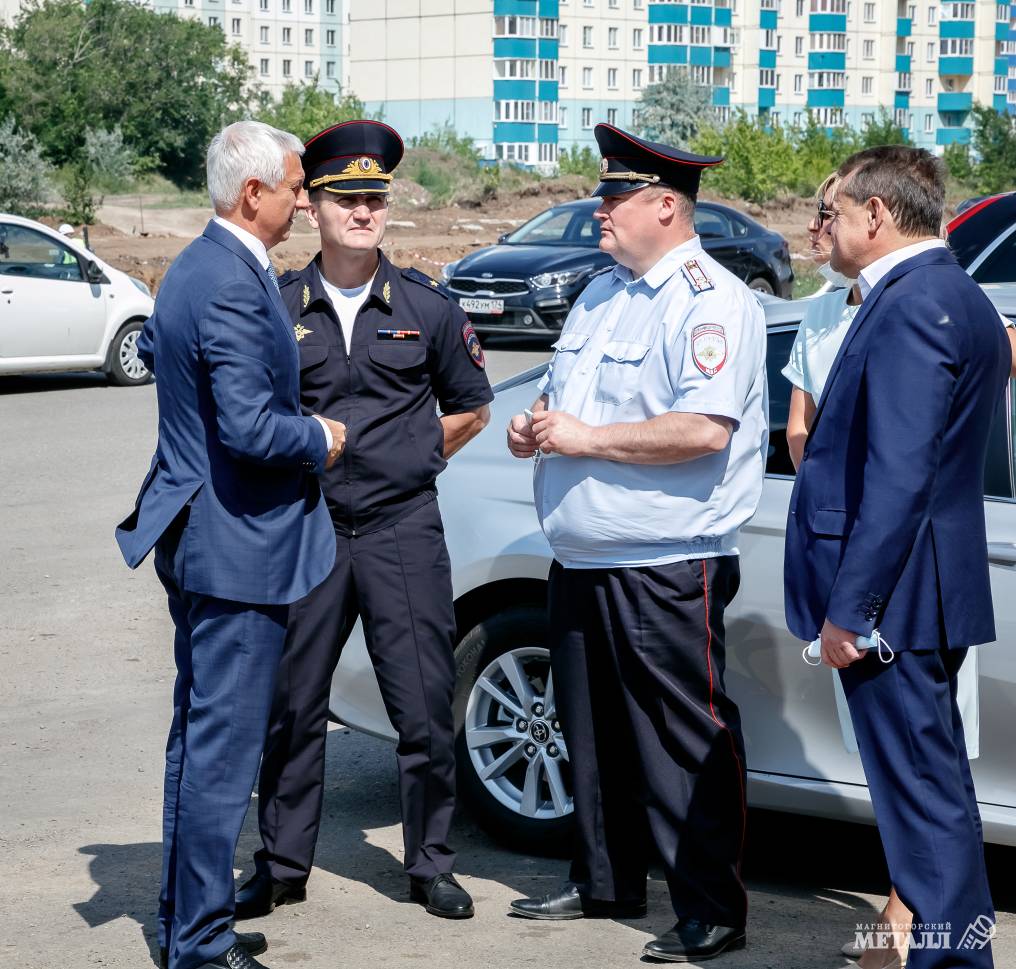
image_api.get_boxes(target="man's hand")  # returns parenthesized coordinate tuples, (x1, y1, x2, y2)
(507, 413, 539, 459)
(321, 417, 346, 469)
(820, 618, 869, 669)
(532, 410, 595, 458)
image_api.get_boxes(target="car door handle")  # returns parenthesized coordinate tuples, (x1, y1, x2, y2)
(1, 288, 13, 294)
(988, 542, 1016, 566)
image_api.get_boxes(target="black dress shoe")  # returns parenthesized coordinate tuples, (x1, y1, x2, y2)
(409, 873, 475, 919)
(160, 932, 267, 969)
(195, 941, 271, 968)
(509, 883, 647, 920)
(234, 870, 306, 921)
(642, 920, 746, 962)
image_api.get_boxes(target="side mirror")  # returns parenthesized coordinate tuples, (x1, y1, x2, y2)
(497, 233, 509, 244)
(85, 260, 105, 284)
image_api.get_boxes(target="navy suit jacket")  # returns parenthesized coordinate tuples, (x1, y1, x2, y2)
(115, 220, 335, 605)
(784, 246, 1009, 650)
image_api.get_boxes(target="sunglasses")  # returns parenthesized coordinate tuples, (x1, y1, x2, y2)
(816, 200, 835, 224)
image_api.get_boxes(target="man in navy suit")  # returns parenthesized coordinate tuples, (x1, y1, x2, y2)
(785, 146, 1005, 969)
(116, 121, 345, 969)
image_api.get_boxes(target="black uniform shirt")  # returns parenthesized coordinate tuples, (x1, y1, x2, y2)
(279, 251, 493, 536)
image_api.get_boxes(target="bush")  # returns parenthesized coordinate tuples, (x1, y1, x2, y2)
(0, 115, 55, 215)
(970, 104, 1016, 196)
(558, 146, 599, 179)
(59, 125, 140, 224)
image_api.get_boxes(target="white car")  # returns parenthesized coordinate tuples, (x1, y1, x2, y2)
(330, 285, 1016, 853)
(0, 215, 154, 385)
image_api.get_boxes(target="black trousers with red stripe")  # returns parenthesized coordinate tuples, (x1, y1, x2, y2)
(548, 555, 748, 929)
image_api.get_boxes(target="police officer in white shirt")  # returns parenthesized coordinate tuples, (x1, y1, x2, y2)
(506, 124, 768, 964)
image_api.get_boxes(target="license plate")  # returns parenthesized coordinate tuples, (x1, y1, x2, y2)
(458, 297, 504, 315)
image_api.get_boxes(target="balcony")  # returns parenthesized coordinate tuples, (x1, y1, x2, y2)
(938, 91, 972, 112)
(897, 17, 912, 36)
(936, 126, 971, 145)
(939, 56, 974, 75)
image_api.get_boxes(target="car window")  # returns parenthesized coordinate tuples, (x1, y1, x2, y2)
(694, 208, 732, 241)
(575, 216, 601, 243)
(507, 208, 585, 246)
(984, 381, 1015, 500)
(0, 224, 83, 282)
(765, 327, 797, 476)
(971, 228, 1016, 285)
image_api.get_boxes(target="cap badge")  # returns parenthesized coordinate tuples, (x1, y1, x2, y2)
(691, 323, 727, 377)
(599, 157, 609, 177)
(302, 284, 310, 309)
(383, 280, 391, 303)
(294, 322, 313, 342)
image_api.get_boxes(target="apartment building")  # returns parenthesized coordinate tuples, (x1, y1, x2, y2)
(348, 0, 1015, 167)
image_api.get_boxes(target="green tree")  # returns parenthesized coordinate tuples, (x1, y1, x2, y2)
(636, 68, 715, 148)
(858, 108, 908, 149)
(0, 0, 250, 184)
(62, 125, 140, 224)
(253, 80, 372, 142)
(791, 112, 859, 194)
(970, 103, 1016, 195)
(558, 145, 599, 178)
(692, 111, 799, 203)
(0, 114, 55, 215)
(943, 142, 974, 186)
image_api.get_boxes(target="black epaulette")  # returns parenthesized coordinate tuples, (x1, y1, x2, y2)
(277, 268, 300, 289)
(402, 266, 450, 300)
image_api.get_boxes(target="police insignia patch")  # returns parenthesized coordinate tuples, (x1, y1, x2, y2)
(383, 281, 391, 303)
(462, 322, 484, 369)
(690, 323, 726, 377)
(294, 322, 313, 342)
(682, 259, 715, 294)
(302, 284, 310, 310)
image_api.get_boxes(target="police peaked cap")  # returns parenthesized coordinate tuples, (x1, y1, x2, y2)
(303, 119, 404, 195)
(592, 124, 723, 199)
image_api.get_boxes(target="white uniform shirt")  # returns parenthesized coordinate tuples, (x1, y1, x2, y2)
(318, 267, 376, 354)
(533, 235, 769, 569)
(782, 287, 860, 401)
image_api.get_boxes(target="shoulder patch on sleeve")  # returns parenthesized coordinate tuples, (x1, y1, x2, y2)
(402, 266, 451, 300)
(690, 323, 727, 376)
(462, 321, 485, 369)
(681, 259, 715, 295)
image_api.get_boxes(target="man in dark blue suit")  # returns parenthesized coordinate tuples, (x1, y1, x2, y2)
(116, 121, 345, 969)
(785, 146, 1005, 969)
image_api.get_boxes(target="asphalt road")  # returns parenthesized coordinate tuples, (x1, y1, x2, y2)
(1, 347, 1013, 969)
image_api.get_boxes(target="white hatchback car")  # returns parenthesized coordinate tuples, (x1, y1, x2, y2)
(0, 215, 154, 385)
(330, 286, 1016, 854)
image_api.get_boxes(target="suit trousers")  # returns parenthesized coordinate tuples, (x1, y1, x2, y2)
(548, 556, 749, 928)
(154, 521, 287, 969)
(255, 496, 458, 884)
(840, 648, 996, 969)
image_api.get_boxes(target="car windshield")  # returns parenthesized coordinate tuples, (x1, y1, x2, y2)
(504, 207, 601, 247)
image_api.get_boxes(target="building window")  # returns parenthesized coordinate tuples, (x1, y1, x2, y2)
(691, 25, 712, 45)
(582, 26, 593, 48)
(559, 105, 568, 129)
(494, 15, 537, 37)
(581, 107, 592, 128)
(760, 68, 776, 87)
(925, 77, 933, 95)
(861, 75, 872, 93)
(796, 0, 804, 13)
(607, 67, 618, 89)
(559, 25, 568, 46)
(495, 101, 535, 121)
(540, 18, 558, 38)
(607, 107, 618, 124)
(539, 59, 555, 79)
(494, 59, 536, 78)
(260, 25, 269, 42)
(559, 65, 567, 86)
(794, 73, 803, 92)
(633, 28, 643, 49)
(282, 0, 291, 12)
(928, 5, 937, 24)
(863, 2, 875, 21)
(305, 29, 314, 45)
(582, 66, 593, 88)
(326, 61, 335, 78)
(940, 38, 973, 56)
(608, 26, 618, 49)
(941, 2, 975, 18)
(231, 18, 240, 34)
(304, 0, 312, 13)
(282, 27, 291, 44)
(259, 0, 268, 10)
(924, 114, 934, 133)
(325, 0, 334, 10)
(304, 60, 314, 77)
(208, 16, 220, 27)
(282, 59, 291, 77)
(795, 36, 803, 55)
(861, 112, 874, 125)
(539, 100, 557, 122)
(632, 68, 643, 88)
(259, 58, 269, 75)
(326, 29, 335, 45)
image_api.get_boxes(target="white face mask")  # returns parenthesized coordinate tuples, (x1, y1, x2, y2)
(819, 261, 857, 291)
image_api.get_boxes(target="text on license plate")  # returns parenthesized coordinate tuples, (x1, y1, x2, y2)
(459, 297, 504, 315)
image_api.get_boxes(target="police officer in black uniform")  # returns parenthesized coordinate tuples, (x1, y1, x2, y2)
(234, 120, 493, 921)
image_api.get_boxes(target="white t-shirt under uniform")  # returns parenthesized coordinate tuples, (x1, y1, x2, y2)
(318, 267, 376, 354)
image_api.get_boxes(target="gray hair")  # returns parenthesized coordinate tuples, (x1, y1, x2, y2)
(836, 145, 945, 238)
(206, 120, 304, 213)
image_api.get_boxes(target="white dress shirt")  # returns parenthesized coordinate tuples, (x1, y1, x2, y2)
(857, 238, 946, 302)
(212, 216, 332, 451)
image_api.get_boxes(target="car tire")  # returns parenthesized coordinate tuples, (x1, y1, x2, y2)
(106, 320, 151, 386)
(747, 276, 776, 295)
(453, 605, 574, 856)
